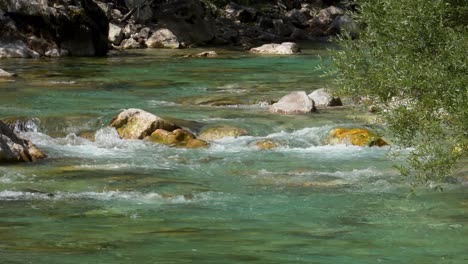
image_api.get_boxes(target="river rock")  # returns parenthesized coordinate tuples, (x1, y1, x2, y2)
(184, 51, 218, 58)
(120, 38, 141, 49)
(308, 88, 342, 107)
(250, 42, 300, 55)
(109, 23, 124, 46)
(269, 91, 316, 114)
(199, 125, 249, 141)
(255, 140, 279, 150)
(0, 120, 46, 162)
(325, 128, 388, 147)
(147, 128, 208, 148)
(146, 28, 180, 48)
(0, 68, 15, 78)
(109, 108, 179, 139)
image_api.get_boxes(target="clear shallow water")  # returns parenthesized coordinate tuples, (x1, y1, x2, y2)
(0, 44, 466, 264)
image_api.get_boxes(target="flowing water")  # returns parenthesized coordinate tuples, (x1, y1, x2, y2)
(0, 44, 466, 264)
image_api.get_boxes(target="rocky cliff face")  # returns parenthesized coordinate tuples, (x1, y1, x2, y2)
(0, 0, 109, 58)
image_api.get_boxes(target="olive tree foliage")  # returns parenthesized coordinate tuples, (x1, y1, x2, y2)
(332, 0, 467, 187)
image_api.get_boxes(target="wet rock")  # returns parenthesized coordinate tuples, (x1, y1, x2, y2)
(255, 140, 279, 150)
(147, 128, 208, 148)
(177, 95, 244, 106)
(199, 125, 249, 141)
(109, 108, 180, 139)
(0, 120, 46, 163)
(146, 28, 180, 48)
(250, 42, 300, 55)
(308, 88, 342, 107)
(325, 128, 389, 147)
(45, 48, 69, 57)
(1, 117, 39, 133)
(0, 68, 16, 78)
(184, 51, 217, 58)
(269, 91, 316, 114)
(109, 23, 124, 46)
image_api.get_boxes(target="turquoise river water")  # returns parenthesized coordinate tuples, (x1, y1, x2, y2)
(0, 44, 466, 264)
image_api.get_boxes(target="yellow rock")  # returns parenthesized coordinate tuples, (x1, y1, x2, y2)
(326, 128, 388, 147)
(199, 125, 249, 141)
(255, 140, 278, 149)
(147, 129, 208, 148)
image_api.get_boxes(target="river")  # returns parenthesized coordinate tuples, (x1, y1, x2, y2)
(0, 44, 466, 263)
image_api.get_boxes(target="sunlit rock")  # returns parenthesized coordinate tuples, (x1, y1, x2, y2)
(250, 42, 300, 54)
(255, 140, 279, 149)
(0, 120, 46, 162)
(146, 28, 180, 49)
(325, 128, 388, 147)
(109, 108, 179, 139)
(184, 51, 218, 58)
(269, 91, 316, 114)
(199, 125, 249, 141)
(308, 88, 342, 107)
(0, 68, 16, 78)
(147, 128, 208, 148)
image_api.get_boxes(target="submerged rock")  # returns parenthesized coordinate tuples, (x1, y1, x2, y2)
(250, 42, 301, 55)
(1, 117, 39, 133)
(308, 88, 342, 107)
(0, 120, 46, 162)
(325, 128, 388, 147)
(199, 125, 249, 141)
(269, 91, 316, 114)
(184, 51, 218, 58)
(109, 108, 179, 139)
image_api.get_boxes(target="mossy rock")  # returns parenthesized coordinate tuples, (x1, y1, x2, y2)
(325, 128, 388, 147)
(199, 125, 249, 141)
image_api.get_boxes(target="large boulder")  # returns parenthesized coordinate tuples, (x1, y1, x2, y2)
(0, 0, 109, 57)
(109, 109, 180, 139)
(250, 42, 301, 55)
(308, 88, 342, 107)
(0, 120, 46, 163)
(146, 28, 180, 49)
(269, 91, 316, 114)
(324, 128, 388, 147)
(199, 125, 249, 141)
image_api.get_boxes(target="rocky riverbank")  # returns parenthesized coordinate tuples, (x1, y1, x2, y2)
(0, 0, 356, 58)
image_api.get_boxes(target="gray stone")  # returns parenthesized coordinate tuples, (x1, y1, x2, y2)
(146, 28, 180, 48)
(250, 42, 301, 55)
(269, 91, 316, 114)
(308, 88, 343, 107)
(0, 68, 15, 78)
(0, 120, 46, 163)
(109, 23, 124, 45)
(120, 38, 142, 49)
